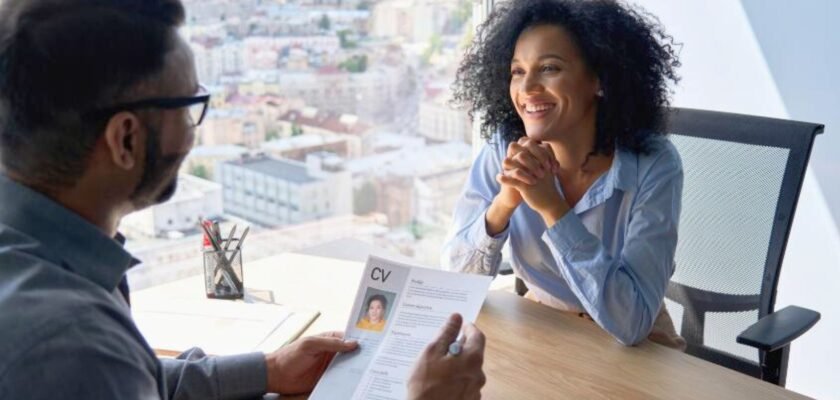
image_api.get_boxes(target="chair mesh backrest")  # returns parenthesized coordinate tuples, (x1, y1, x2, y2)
(664, 134, 790, 361)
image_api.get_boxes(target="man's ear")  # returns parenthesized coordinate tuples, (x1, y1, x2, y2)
(103, 112, 143, 171)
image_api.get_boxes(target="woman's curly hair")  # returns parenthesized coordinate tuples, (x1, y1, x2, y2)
(453, 0, 681, 155)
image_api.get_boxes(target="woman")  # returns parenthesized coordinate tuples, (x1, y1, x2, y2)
(356, 294, 387, 332)
(444, 0, 685, 349)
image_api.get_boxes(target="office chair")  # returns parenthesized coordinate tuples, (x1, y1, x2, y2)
(665, 108, 823, 386)
(504, 108, 824, 386)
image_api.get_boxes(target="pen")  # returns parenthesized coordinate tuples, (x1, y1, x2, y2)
(212, 221, 222, 245)
(200, 222, 222, 252)
(223, 224, 238, 251)
(226, 226, 249, 265)
(214, 224, 238, 284)
(200, 222, 240, 290)
(215, 226, 250, 287)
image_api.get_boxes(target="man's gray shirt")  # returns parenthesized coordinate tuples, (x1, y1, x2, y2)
(0, 174, 267, 399)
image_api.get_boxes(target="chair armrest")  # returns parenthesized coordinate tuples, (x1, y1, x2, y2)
(737, 305, 820, 352)
(498, 261, 514, 276)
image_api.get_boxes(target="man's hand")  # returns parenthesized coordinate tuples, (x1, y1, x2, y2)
(265, 331, 358, 395)
(407, 314, 487, 400)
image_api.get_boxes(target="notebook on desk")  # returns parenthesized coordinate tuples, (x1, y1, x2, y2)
(131, 297, 319, 356)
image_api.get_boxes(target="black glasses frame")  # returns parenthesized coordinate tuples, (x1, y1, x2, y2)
(86, 87, 211, 127)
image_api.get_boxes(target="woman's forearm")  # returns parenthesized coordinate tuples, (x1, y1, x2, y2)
(485, 197, 517, 237)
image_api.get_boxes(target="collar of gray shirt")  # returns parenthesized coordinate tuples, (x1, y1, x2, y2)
(0, 174, 140, 292)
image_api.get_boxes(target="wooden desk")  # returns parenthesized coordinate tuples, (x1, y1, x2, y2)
(133, 252, 810, 399)
(477, 291, 809, 400)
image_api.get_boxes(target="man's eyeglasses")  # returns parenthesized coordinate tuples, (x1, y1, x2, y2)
(86, 85, 211, 127)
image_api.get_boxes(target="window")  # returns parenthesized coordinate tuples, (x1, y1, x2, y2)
(123, 0, 483, 288)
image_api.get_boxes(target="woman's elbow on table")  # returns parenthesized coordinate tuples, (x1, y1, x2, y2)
(614, 329, 650, 347)
(603, 308, 657, 347)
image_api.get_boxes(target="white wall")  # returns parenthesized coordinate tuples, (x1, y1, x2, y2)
(634, 1, 840, 397)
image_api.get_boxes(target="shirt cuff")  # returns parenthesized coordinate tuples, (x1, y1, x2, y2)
(214, 352, 267, 398)
(470, 210, 509, 254)
(542, 210, 588, 254)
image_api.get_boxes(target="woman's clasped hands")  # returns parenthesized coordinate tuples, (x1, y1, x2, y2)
(496, 137, 569, 226)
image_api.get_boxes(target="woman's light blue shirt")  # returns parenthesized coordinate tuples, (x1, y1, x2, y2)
(442, 136, 683, 345)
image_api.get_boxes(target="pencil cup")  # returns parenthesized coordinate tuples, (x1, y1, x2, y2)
(203, 245, 244, 299)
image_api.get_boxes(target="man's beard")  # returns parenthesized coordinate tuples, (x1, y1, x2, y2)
(129, 124, 188, 210)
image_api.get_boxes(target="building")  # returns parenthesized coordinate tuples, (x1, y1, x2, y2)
(217, 65, 409, 124)
(182, 144, 249, 181)
(411, 165, 471, 226)
(276, 65, 407, 122)
(372, 176, 414, 228)
(235, 80, 284, 97)
(347, 142, 471, 227)
(276, 107, 372, 138)
(369, 163, 470, 228)
(190, 36, 245, 85)
(242, 36, 340, 71)
(218, 93, 300, 131)
(371, 0, 452, 43)
(198, 109, 265, 149)
(218, 154, 352, 227)
(364, 132, 425, 156)
(260, 133, 361, 161)
(418, 87, 472, 143)
(191, 36, 224, 84)
(221, 40, 244, 75)
(120, 174, 223, 238)
(286, 47, 310, 71)
(297, 0, 364, 9)
(262, 5, 371, 33)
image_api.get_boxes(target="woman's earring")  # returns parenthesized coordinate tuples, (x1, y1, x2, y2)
(597, 89, 605, 98)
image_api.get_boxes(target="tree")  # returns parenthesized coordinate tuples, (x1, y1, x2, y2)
(265, 129, 280, 141)
(353, 181, 377, 215)
(459, 24, 475, 52)
(421, 33, 443, 66)
(337, 29, 358, 49)
(454, 0, 473, 30)
(189, 164, 209, 180)
(410, 219, 421, 240)
(339, 54, 368, 73)
(291, 123, 304, 137)
(319, 14, 331, 31)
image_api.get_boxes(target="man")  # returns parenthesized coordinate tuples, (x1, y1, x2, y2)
(0, 0, 487, 398)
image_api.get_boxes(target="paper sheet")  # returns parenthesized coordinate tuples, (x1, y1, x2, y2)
(310, 256, 492, 400)
(132, 297, 319, 356)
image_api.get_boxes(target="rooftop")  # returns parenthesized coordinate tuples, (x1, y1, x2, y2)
(260, 134, 347, 152)
(279, 108, 371, 135)
(223, 155, 320, 184)
(189, 144, 249, 158)
(168, 174, 223, 203)
(346, 142, 471, 178)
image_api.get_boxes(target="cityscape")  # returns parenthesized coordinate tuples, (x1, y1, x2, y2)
(120, 0, 478, 288)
